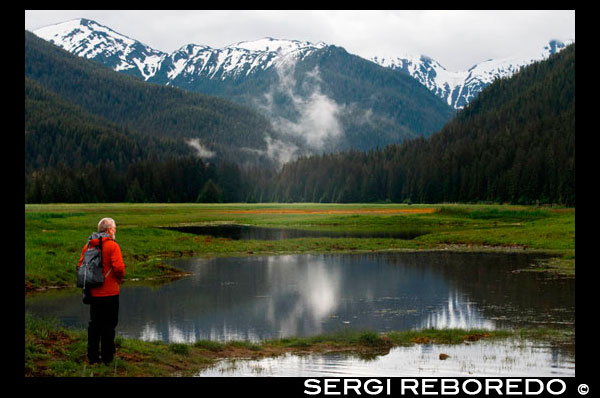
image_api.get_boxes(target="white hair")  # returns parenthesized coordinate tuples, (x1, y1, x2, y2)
(98, 218, 116, 233)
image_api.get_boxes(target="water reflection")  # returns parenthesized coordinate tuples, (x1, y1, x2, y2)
(262, 255, 341, 336)
(198, 339, 574, 377)
(25, 252, 574, 345)
(419, 291, 495, 330)
(161, 225, 426, 240)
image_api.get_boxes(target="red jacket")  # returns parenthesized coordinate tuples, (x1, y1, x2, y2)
(78, 236, 125, 297)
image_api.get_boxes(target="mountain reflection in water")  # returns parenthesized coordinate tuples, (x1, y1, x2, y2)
(25, 252, 573, 345)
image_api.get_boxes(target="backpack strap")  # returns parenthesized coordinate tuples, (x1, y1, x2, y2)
(97, 236, 114, 278)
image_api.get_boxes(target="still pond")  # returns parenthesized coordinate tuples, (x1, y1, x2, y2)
(25, 251, 574, 376)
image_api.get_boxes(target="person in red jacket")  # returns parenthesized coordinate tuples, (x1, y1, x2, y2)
(78, 217, 125, 365)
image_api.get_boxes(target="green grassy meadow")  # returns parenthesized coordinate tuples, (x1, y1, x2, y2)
(25, 203, 575, 291)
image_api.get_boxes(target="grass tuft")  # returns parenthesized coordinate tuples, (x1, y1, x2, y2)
(168, 343, 190, 355)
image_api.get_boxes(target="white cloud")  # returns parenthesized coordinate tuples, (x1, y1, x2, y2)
(253, 55, 344, 166)
(269, 60, 343, 148)
(186, 138, 215, 160)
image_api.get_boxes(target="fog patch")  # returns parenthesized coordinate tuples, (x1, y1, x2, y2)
(186, 138, 215, 160)
(240, 136, 300, 167)
(255, 55, 345, 167)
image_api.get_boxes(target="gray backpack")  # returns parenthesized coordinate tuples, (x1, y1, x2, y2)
(77, 232, 112, 289)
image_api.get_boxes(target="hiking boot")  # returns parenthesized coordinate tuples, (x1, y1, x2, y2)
(88, 357, 101, 365)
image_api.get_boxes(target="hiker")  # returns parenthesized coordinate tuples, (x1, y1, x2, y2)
(77, 217, 125, 364)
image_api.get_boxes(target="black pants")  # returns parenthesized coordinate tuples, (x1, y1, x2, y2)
(88, 294, 119, 363)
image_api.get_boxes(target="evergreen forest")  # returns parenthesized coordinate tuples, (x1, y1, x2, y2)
(25, 29, 575, 206)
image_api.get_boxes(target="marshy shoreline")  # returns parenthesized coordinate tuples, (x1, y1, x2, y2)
(25, 311, 574, 377)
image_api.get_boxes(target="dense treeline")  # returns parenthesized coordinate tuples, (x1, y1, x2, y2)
(25, 156, 250, 204)
(261, 44, 575, 206)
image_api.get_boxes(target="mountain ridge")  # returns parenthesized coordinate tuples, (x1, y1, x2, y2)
(34, 19, 327, 83)
(369, 38, 573, 109)
(34, 18, 573, 109)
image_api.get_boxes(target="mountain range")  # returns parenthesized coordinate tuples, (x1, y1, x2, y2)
(32, 18, 461, 162)
(34, 18, 573, 111)
(370, 39, 572, 109)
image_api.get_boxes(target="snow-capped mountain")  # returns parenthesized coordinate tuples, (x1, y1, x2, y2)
(33, 18, 572, 110)
(34, 18, 327, 83)
(370, 39, 573, 109)
(163, 37, 326, 83)
(33, 18, 168, 81)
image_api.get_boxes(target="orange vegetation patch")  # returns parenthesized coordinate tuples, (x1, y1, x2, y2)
(219, 208, 436, 215)
(463, 333, 492, 342)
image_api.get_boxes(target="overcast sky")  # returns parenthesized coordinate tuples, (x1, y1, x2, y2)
(24, 10, 575, 71)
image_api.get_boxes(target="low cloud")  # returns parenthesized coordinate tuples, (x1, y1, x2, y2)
(186, 138, 215, 160)
(264, 136, 300, 166)
(240, 136, 299, 167)
(273, 89, 343, 149)
(255, 55, 345, 166)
